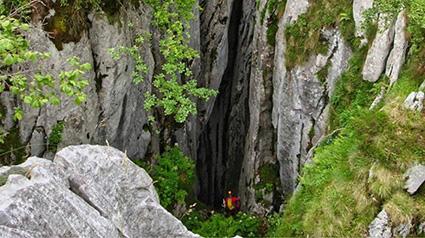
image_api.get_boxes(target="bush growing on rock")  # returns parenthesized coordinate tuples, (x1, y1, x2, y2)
(138, 147, 195, 211)
(0, 2, 92, 145)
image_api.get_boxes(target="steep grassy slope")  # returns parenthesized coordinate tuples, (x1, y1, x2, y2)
(271, 1, 425, 236)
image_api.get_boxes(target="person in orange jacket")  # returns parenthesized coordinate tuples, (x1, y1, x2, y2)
(223, 190, 240, 215)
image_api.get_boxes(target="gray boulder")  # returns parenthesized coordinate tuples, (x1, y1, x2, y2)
(393, 222, 412, 238)
(0, 158, 120, 238)
(385, 11, 408, 85)
(0, 145, 198, 238)
(362, 15, 395, 83)
(404, 164, 425, 195)
(404, 92, 425, 112)
(368, 210, 392, 238)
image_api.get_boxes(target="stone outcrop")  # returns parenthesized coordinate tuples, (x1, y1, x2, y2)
(272, 0, 309, 200)
(0, 145, 197, 237)
(273, 0, 352, 198)
(362, 10, 408, 84)
(368, 210, 392, 238)
(20, 26, 100, 157)
(362, 15, 395, 83)
(88, 9, 153, 160)
(385, 11, 408, 85)
(404, 91, 425, 112)
(404, 164, 425, 194)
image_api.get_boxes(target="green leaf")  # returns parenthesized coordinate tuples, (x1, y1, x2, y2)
(4, 54, 15, 65)
(13, 108, 23, 121)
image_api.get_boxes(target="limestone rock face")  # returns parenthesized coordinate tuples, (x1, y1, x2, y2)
(1, 4, 153, 164)
(0, 145, 198, 238)
(273, 1, 352, 197)
(393, 223, 413, 238)
(21, 26, 100, 150)
(197, 0, 233, 122)
(239, 0, 277, 214)
(385, 11, 408, 85)
(88, 8, 153, 159)
(404, 164, 425, 195)
(197, 0, 255, 207)
(353, 0, 374, 39)
(363, 16, 395, 82)
(368, 210, 392, 238)
(272, 0, 309, 199)
(368, 209, 415, 238)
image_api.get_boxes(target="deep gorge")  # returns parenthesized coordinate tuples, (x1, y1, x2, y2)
(1, 0, 425, 237)
(197, 0, 251, 208)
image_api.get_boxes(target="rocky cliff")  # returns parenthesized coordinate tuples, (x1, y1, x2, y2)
(0, 145, 197, 237)
(1, 0, 424, 226)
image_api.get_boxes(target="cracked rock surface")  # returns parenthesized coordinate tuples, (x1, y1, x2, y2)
(368, 210, 392, 238)
(0, 145, 197, 238)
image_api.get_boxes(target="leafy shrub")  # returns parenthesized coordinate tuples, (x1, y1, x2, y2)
(113, 0, 218, 124)
(149, 147, 195, 210)
(48, 122, 65, 152)
(0, 4, 91, 143)
(184, 212, 262, 238)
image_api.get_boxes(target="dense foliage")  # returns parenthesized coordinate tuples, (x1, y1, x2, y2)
(140, 147, 195, 211)
(47, 121, 65, 152)
(183, 211, 264, 237)
(114, 0, 217, 124)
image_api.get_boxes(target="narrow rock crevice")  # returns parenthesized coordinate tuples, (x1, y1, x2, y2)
(197, 0, 248, 208)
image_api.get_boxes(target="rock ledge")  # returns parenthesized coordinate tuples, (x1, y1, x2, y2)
(0, 145, 198, 238)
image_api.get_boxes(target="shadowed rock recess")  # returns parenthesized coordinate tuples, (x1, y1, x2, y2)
(0, 145, 198, 238)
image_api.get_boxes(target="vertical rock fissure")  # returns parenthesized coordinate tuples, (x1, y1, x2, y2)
(197, 0, 247, 208)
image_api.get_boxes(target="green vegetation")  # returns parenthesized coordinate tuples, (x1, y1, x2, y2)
(113, 0, 217, 125)
(270, 1, 425, 234)
(0, 127, 26, 165)
(183, 212, 264, 237)
(255, 163, 280, 206)
(48, 122, 65, 152)
(284, 0, 356, 69)
(59, 0, 101, 9)
(0, 1, 91, 147)
(316, 59, 332, 83)
(138, 147, 195, 211)
(261, 0, 286, 46)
